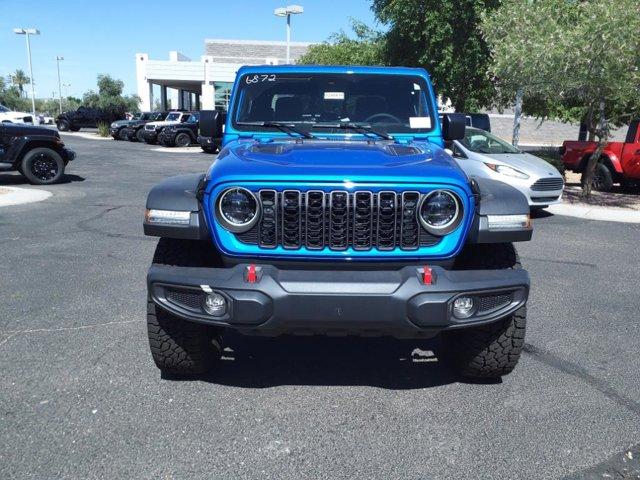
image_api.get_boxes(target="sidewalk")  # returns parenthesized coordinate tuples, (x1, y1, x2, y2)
(0, 186, 52, 207)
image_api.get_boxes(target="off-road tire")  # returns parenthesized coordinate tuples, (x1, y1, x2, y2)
(135, 129, 145, 143)
(147, 238, 222, 376)
(20, 147, 65, 185)
(57, 120, 70, 131)
(444, 243, 527, 378)
(118, 128, 129, 141)
(175, 132, 192, 147)
(583, 162, 614, 192)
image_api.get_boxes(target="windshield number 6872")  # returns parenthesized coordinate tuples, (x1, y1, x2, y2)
(245, 74, 277, 84)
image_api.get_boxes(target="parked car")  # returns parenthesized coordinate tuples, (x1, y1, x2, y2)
(38, 114, 54, 125)
(451, 127, 564, 208)
(0, 123, 75, 184)
(197, 110, 225, 153)
(561, 120, 640, 191)
(110, 112, 145, 140)
(0, 104, 34, 125)
(142, 65, 534, 380)
(56, 106, 124, 132)
(158, 112, 200, 147)
(140, 111, 192, 144)
(122, 111, 170, 143)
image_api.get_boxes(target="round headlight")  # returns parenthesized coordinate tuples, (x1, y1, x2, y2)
(216, 187, 260, 233)
(418, 190, 462, 235)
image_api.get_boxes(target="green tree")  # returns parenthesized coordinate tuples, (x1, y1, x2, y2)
(482, 0, 640, 195)
(10, 69, 30, 97)
(298, 20, 385, 66)
(82, 74, 139, 116)
(373, 0, 499, 111)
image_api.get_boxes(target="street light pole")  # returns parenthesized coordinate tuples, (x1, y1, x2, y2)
(56, 56, 64, 114)
(274, 5, 303, 64)
(13, 28, 40, 122)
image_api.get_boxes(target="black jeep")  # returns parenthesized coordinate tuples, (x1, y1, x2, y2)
(158, 112, 200, 147)
(124, 112, 170, 143)
(0, 123, 75, 184)
(56, 106, 124, 132)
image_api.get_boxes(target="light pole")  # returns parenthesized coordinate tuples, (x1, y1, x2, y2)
(56, 56, 64, 114)
(274, 5, 303, 64)
(13, 28, 40, 121)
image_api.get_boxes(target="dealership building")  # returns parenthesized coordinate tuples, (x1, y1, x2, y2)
(135, 39, 310, 112)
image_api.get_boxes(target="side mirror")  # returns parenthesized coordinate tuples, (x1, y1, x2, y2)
(199, 110, 225, 138)
(442, 113, 466, 141)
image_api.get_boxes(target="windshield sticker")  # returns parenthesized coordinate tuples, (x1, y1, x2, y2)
(245, 74, 277, 84)
(409, 117, 431, 129)
(413, 83, 421, 90)
(324, 91, 345, 100)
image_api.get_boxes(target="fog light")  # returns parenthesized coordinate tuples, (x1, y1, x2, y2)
(203, 293, 226, 316)
(453, 296, 475, 319)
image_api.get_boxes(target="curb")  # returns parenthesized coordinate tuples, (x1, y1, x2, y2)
(59, 131, 111, 141)
(547, 203, 640, 223)
(0, 186, 52, 207)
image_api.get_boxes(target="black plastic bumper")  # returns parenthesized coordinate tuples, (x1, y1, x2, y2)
(148, 264, 529, 338)
(62, 147, 75, 162)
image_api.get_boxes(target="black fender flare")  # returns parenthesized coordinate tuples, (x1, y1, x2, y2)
(467, 177, 533, 243)
(143, 174, 210, 240)
(5, 136, 66, 167)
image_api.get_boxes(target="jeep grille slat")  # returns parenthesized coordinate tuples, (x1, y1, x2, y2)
(234, 189, 441, 251)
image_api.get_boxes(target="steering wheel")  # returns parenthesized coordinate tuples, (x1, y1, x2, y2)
(363, 113, 403, 124)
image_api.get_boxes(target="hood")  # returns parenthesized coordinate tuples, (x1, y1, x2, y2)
(0, 111, 32, 121)
(479, 152, 561, 177)
(147, 120, 180, 128)
(208, 139, 470, 186)
(111, 119, 133, 127)
(1, 123, 57, 137)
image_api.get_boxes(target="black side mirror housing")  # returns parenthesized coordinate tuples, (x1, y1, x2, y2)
(199, 110, 225, 138)
(442, 113, 466, 141)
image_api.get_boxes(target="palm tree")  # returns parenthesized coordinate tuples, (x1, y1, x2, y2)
(11, 70, 30, 97)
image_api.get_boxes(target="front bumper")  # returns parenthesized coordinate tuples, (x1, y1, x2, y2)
(141, 129, 159, 142)
(148, 264, 529, 338)
(62, 147, 75, 162)
(109, 127, 121, 137)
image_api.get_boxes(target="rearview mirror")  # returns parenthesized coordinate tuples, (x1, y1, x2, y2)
(442, 113, 466, 141)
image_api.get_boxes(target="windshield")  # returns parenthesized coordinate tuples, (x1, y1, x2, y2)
(0, 105, 10, 113)
(233, 73, 434, 135)
(165, 113, 181, 121)
(461, 128, 520, 154)
(140, 112, 152, 121)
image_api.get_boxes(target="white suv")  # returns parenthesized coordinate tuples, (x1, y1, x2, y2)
(0, 104, 34, 124)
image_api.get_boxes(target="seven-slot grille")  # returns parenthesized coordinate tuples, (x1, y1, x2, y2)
(235, 190, 442, 251)
(530, 177, 564, 191)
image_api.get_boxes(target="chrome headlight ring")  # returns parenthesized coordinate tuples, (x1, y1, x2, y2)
(215, 187, 261, 233)
(417, 190, 463, 236)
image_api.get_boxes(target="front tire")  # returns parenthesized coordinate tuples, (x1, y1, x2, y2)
(20, 148, 65, 185)
(135, 129, 145, 143)
(583, 162, 614, 192)
(175, 132, 192, 147)
(57, 120, 70, 131)
(147, 238, 223, 376)
(444, 243, 527, 378)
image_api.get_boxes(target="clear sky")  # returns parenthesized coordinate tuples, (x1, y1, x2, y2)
(0, 0, 378, 99)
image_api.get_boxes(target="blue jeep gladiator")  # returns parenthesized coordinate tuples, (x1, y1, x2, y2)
(143, 65, 532, 379)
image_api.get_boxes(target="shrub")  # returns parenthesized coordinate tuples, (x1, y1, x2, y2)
(97, 122, 110, 137)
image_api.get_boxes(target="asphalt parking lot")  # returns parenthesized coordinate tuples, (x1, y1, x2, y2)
(1, 134, 639, 480)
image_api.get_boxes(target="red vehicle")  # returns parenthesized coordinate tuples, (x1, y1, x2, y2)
(561, 120, 640, 191)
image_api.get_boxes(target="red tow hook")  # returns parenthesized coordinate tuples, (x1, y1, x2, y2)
(422, 266, 434, 285)
(246, 264, 258, 283)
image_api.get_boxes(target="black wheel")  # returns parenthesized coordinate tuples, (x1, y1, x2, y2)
(444, 243, 527, 379)
(175, 132, 192, 147)
(20, 147, 65, 185)
(57, 120, 70, 131)
(583, 162, 613, 192)
(135, 129, 145, 143)
(118, 128, 129, 140)
(147, 238, 223, 376)
(145, 138, 157, 145)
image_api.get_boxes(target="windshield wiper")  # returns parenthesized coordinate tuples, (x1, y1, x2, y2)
(236, 121, 315, 139)
(312, 122, 393, 140)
